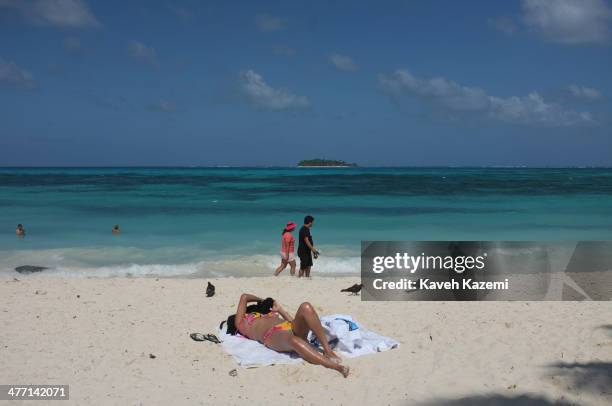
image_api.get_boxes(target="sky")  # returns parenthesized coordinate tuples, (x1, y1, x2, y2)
(0, 0, 611, 166)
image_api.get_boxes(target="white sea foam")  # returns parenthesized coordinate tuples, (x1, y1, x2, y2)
(1, 248, 360, 278)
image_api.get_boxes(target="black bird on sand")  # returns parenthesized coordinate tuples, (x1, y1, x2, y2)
(206, 281, 215, 297)
(341, 283, 363, 295)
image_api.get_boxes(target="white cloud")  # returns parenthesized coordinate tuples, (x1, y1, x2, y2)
(86, 92, 133, 112)
(0, 0, 100, 29)
(127, 41, 158, 68)
(239, 69, 309, 111)
(150, 99, 178, 112)
(64, 37, 84, 54)
(489, 93, 593, 125)
(0, 58, 37, 89)
(167, 4, 194, 21)
(378, 69, 593, 126)
(272, 45, 297, 57)
(487, 16, 519, 35)
(329, 53, 358, 72)
(567, 84, 603, 101)
(255, 14, 285, 31)
(522, 0, 612, 44)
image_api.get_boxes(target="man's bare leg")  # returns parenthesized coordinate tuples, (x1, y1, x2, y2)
(299, 266, 310, 278)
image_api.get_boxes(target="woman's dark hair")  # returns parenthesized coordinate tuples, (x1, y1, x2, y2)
(222, 297, 274, 335)
(17, 224, 23, 228)
(304, 215, 314, 225)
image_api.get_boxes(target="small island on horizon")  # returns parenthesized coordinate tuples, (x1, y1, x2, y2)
(297, 159, 358, 167)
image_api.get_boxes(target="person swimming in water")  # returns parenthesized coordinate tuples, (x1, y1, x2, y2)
(112, 224, 121, 235)
(274, 221, 297, 276)
(225, 293, 349, 377)
(16, 224, 25, 237)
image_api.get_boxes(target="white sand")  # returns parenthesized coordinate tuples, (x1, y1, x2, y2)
(1, 275, 611, 405)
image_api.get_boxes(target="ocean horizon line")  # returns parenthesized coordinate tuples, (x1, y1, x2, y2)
(1, 165, 611, 169)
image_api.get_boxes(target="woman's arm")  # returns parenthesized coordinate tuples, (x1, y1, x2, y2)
(281, 235, 288, 253)
(234, 293, 262, 329)
(272, 300, 294, 322)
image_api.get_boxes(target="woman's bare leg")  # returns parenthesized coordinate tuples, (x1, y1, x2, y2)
(289, 260, 296, 276)
(287, 335, 349, 377)
(292, 302, 340, 362)
(274, 260, 288, 276)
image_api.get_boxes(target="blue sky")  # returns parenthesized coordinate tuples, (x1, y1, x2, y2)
(0, 0, 611, 166)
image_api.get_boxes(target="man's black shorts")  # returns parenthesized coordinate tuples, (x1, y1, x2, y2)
(299, 252, 313, 269)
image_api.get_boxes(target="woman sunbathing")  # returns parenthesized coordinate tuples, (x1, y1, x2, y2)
(226, 293, 349, 377)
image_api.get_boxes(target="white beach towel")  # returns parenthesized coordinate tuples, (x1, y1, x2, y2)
(218, 323, 302, 368)
(218, 315, 399, 367)
(309, 314, 399, 358)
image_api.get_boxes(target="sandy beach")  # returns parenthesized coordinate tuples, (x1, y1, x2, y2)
(1, 275, 610, 405)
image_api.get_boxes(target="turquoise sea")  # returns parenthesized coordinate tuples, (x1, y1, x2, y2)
(1, 167, 611, 277)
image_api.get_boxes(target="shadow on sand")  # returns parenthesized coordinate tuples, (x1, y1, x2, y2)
(419, 360, 611, 405)
(598, 324, 612, 333)
(541, 326, 612, 400)
(417, 393, 572, 405)
(419, 326, 611, 405)
(548, 361, 612, 396)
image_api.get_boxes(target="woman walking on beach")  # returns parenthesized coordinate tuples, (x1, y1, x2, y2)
(274, 221, 297, 276)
